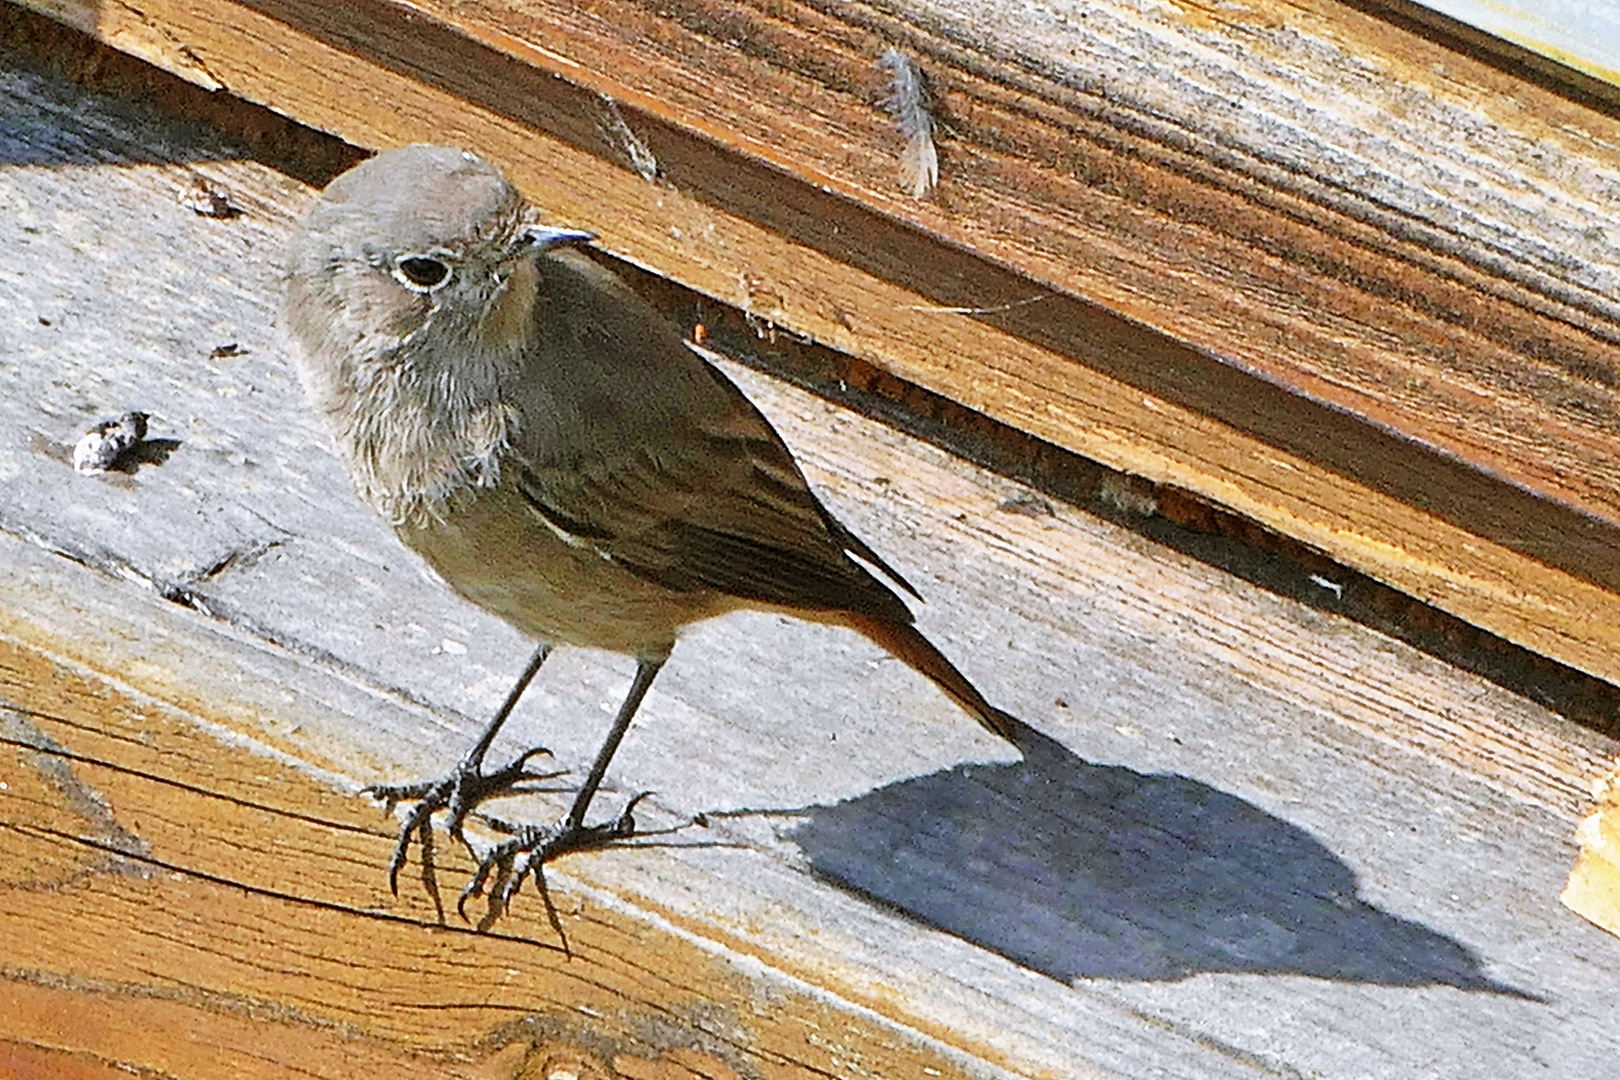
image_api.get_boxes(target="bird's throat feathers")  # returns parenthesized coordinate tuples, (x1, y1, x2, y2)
(295, 256, 538, 527)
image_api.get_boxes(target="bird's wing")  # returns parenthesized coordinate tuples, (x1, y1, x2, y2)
(510, 250, 917, 624)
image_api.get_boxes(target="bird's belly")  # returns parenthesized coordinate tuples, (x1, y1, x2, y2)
(395, 482, 733, 657)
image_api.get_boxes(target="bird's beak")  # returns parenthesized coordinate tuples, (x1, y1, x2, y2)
(517, 224, 597, 255)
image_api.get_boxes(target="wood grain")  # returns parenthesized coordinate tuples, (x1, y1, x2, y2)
(0, 635, 992, 1080)
(12, 0, 1620, 692)
(4, 26, 1620, 1079)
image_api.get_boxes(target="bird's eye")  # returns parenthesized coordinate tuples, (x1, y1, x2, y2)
(394, 256, 452, 292)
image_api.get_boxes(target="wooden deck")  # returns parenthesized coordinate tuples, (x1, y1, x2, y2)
(2, 5, 1619, 1079)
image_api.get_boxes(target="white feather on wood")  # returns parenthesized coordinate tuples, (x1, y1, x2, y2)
(878, 49, 939, 199)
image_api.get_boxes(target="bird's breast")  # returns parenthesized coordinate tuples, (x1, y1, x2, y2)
(394, 475, 741, 657)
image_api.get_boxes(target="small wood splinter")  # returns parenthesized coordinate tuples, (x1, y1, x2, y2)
(878, 48, 939, 199)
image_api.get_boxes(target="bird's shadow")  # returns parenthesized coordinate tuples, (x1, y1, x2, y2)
(116, 437, 183, 473)
(786, 719, 1537, 997)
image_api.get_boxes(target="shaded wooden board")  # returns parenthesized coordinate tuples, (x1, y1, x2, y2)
(9, 0, 1620, 695)
(3, 33, 1620, 1080)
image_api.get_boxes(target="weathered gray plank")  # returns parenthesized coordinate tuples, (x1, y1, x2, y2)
(2, 37, 1618, 1079)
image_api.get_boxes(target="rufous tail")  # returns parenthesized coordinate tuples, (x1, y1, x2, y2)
(847, 614, 1022, 748)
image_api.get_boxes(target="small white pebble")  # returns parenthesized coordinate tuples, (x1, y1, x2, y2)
(73, 411, 148, 473)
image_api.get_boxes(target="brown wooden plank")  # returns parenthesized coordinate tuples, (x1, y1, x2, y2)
(0, 636, 992, 1080)
(10, 0, 1620, 692)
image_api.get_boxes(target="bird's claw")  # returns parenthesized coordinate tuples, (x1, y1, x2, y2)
(458, 792, 654, 934)
(364, 745, 560, 897)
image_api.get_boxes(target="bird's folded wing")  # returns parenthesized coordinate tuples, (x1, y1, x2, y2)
(511, 246, 919, 621)
(513, 430, 915, 625)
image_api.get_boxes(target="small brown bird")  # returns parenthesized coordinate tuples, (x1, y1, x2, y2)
(283, 145, 1020, 918)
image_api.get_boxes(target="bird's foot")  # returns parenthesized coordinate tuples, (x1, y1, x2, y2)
(365, 746, 563, 910)
(459, 792, 654, 938)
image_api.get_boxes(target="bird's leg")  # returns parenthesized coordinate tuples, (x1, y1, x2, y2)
(367, 642, 561, 895)
(459, 655, 666, 927)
